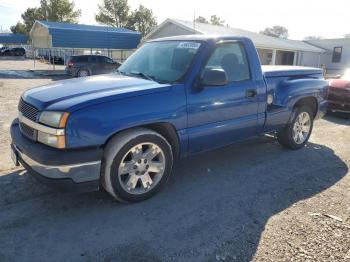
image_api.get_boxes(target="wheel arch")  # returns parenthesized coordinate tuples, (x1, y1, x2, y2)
(293, 96, 318, 118)
(103, 122, 181, 160)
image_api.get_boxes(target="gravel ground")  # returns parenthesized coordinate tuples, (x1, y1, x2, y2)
(0, 60, 349, 262)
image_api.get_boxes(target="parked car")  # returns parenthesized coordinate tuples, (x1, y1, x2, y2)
(0, 47, 26, 56)
(328, 69, 350, 113)
(66, 55, 121, 77)
(11, 35, 328, 202)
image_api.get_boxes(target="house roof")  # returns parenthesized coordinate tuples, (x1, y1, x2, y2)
(31, 21, 141, 49)
(148, 19, 325, 53)
(0, 33, 28, 44)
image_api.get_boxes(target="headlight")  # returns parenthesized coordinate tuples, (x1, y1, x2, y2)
(37, 111, 69, 148)
(39, 111, 69, 128)
(37, 131, 66, 149)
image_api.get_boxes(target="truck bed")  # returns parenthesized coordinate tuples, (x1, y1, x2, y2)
(262, 65, 323, 78)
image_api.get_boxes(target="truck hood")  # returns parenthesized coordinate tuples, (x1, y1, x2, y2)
(23, 73, 171, 111)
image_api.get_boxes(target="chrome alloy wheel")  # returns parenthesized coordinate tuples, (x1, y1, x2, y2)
(118, 143, 166, 195)
(292, 112, 311, 144)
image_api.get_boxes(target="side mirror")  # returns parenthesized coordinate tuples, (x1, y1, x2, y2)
(200, 69, 228, 87)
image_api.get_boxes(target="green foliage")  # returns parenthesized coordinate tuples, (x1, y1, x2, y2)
(95, 0, 130, 27)
(11, 0, 81, 34)
(195, 16, 209, 24)
(210, 15, 225, 26)
(260, 26, 289, 39)
(40, 0, 81, 23)
(10, 22, 27, 34)
(96, 0, 157, 36)
(127, 5, 157, 36)
(195, 15, 225, 26)
(21, 7, 45, 33)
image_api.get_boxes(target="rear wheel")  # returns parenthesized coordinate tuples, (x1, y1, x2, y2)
(78, 69, 89, 77)
(102, 128, 173, 202)
(277, 106, 314, 149)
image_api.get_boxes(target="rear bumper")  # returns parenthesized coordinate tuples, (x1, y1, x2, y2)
(315, 100, 328, 119)
(11, 120, 101, 193)
(65, 67, 77, 76)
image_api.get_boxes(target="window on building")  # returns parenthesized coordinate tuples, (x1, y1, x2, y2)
(332, 47, 342, 63)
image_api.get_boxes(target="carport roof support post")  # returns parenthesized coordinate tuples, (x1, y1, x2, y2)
(272, 50, 277, 65)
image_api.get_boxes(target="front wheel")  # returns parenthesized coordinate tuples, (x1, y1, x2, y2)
(102, 128, 173, 202)
(277, 106, 314, 149)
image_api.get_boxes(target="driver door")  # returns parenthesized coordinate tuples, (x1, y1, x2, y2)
(186, 41, 260, 153)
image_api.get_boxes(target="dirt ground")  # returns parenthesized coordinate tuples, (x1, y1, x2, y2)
(0, 60, 350, 262)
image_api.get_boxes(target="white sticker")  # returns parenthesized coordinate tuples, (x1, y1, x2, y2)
(177, 42, 201, 49)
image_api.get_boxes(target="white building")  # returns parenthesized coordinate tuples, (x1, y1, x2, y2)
(306, 38, 350, 75)
(145, 19, 326, 67)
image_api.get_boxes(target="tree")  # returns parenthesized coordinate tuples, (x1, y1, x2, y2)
(127, 5, 157, 36)
(96, 0, 130, 27)
(344, 33, 350, 38)
(195, 16, 209, 24)
(303, 36, 323, 40)
(11, 0, 81, 35)
(21, 7, 45, 33)
(260, 25, 289, 39)
(10, 22, 27, 34)
(40, 0, 81, 23)
(210, 15, 225, 26)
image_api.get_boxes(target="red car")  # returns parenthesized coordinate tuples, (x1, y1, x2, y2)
(328, 69, 350, 113)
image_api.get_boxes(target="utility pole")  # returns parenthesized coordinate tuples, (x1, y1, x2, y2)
(193, 10, 196, 34)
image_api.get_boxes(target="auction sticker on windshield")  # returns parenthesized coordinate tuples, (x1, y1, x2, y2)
(177, 42, 201, 49)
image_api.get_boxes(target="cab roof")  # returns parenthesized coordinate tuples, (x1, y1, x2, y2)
(148, 34, 249, 43)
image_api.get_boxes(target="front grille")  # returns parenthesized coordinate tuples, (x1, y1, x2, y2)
(329, 89, 350, 103)
(18, 98, 38, 122)
(19, 122, 36, 140)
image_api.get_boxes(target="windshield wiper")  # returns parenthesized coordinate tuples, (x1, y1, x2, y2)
(128, 71, 156, 82)
(117, 70, 167, 84)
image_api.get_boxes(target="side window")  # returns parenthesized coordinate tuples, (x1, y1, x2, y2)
(79, 56, 89, 63)
(105, 57, 114, 64)
(332, 47, 342, 63)
(89, 56, 96, 63)
(205, 42, 250, 82)
(93, 56, 103, 63)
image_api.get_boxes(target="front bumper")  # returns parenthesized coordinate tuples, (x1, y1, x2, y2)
(11, 120, 102, 193)
(328, 101, 350, 113)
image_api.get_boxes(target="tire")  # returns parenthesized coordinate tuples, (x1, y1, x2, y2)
(277, 105, 314, 150)
(78, 69, 89, 77)
(102, 128, 173, 202)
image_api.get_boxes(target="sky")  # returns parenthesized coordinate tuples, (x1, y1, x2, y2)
(0, 0, 350, 40)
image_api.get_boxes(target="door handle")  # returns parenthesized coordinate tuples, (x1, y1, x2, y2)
(246, 89, 257, 98)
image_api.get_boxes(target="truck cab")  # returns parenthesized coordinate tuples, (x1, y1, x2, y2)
(11, 35, 328, 202)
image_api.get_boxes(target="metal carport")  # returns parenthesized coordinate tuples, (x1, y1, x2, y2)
(0, 33, 28, 45)
(29, 21, 141, 65)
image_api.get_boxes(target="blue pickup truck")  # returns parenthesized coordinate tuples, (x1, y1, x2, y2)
(11, 35, 328, 202)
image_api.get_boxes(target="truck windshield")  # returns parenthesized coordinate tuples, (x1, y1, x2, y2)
(118, 41, 202, 83)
